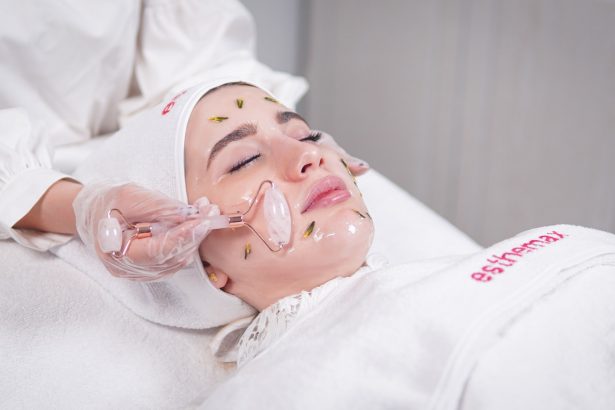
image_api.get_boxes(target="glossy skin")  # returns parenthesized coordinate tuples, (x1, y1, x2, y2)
(185, 85, 374, 310)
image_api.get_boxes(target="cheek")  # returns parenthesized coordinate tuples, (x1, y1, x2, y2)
(199, 229, 250, 267)
(206, 174, 277, 223)
(199, 223, 277, 274)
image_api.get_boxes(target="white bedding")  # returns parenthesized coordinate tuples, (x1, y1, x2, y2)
(0, 169, 479, 409)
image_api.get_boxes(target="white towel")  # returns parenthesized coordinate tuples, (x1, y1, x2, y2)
(0, 241, 233, 409)
(196, 225, 615, 409)
(460, 263, 615, 409)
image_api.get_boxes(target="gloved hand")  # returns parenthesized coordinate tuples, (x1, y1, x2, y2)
(73, 182, 217, 281)
(318, 131, 370, 176)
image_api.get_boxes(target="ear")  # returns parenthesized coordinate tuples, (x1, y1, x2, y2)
(205, 266, 229, 289)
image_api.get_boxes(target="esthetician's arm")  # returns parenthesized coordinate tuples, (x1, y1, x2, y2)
(13, 179, 81, 235)
(12, 178, 219, 281)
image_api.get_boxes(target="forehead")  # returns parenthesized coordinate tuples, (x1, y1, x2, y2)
(187, 85, 281, 146)
(193, 84, 274, 115)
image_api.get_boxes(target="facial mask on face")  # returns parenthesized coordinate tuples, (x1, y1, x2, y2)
(98, 180, 292, 257)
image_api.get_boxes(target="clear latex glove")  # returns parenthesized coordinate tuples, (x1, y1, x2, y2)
(73, 182, 216, 281)
(318, 131, 370, 176)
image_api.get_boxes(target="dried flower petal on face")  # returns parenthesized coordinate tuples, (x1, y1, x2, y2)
(365, 211, 372, 220)
(264, 96, 279, 104)
(236, 98, 244, 109)
(340, 158, 353, 177)
(353, 209, 366, 219)
(208, 116, 229, 123)
(303, 221, 316, 238)
(244, 242, 252, 260)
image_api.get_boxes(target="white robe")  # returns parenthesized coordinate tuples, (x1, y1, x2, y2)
(199, 225, 615, 410)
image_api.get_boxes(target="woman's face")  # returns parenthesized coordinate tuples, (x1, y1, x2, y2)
(185, 85, 373, 310)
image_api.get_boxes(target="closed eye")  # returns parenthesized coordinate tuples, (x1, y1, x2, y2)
(228, 131, 320, 174)
(300, 131, 322, 143)
(229, 154, 261, 173)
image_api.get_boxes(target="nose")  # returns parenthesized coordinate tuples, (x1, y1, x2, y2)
(275, 139, 324, 181)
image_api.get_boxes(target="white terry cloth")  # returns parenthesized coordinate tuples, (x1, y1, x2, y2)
(0, 241, 232, 409)
(461, 262, 615, 410)
(53, 78, 291, 330)
(198, 225, 615, 409)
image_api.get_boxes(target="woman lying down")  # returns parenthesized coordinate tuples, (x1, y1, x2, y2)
(13, 81, 615, 409)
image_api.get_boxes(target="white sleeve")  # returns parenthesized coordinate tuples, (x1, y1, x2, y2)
(0, 108, 74, 251)
(118, 0, 308, 123)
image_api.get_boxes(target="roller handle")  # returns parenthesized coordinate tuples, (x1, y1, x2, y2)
(97, 215, 231, 254)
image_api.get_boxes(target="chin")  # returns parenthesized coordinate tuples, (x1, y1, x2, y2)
(291, 207, 374, 276)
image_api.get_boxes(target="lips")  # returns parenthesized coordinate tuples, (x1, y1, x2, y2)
(301, 175, 351, 213)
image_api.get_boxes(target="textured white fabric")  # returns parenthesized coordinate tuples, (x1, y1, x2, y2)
(0, 241, 232, 410)
(198, 225, 615, 409)
(0, 0, 307, 252)
(461, 264, 615, 410)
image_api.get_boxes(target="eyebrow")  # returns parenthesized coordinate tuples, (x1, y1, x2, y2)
(206, 111, 310, 169)
(207, 123, 258, 169)
(276, 111, 310, 127)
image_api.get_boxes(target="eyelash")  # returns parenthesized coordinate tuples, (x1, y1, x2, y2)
(229, 154, 261, 173)
(228, 131, 322, 174)
(301, 131, 322, 142)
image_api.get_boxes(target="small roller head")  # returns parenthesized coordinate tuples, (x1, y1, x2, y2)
(98, 217, 123, 253)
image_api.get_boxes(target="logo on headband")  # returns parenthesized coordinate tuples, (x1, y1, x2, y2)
(162, 101, 175, 115)
(161, 90, 188, 116)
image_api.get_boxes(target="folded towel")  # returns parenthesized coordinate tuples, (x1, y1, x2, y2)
(196, 224, 615, 409)
(461, 263, 615, 410)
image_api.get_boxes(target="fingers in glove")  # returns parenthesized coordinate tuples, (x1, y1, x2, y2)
(126, 217, 213, 267)
(346, 157, 370, 176)
(109, 184, 198, 226)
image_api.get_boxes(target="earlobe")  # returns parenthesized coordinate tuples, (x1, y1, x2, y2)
(205, 266, 229, 289)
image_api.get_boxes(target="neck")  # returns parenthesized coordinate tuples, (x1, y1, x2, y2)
(226, 263, 365, 311)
